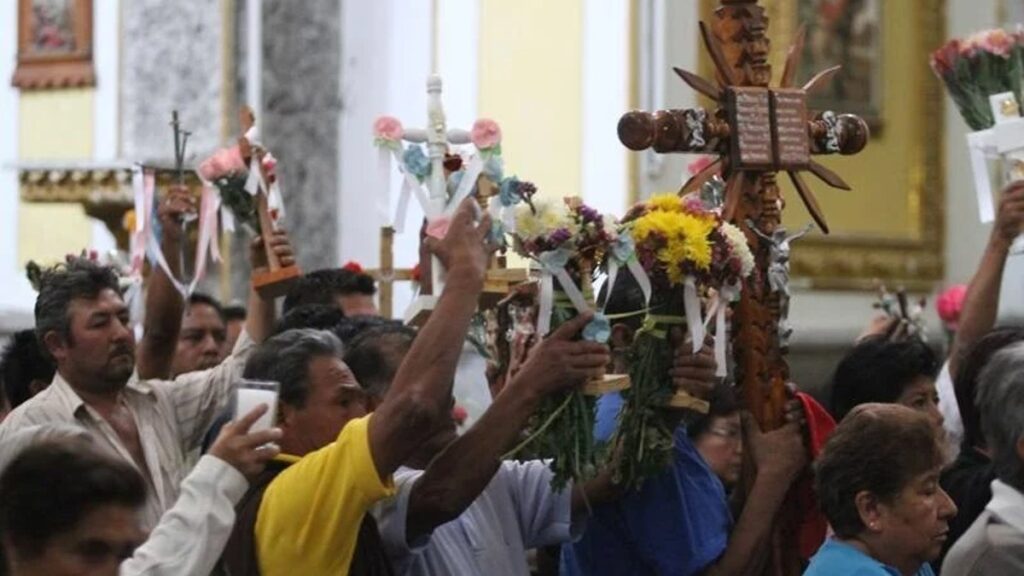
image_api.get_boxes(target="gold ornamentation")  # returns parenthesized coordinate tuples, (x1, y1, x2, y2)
(1002, 97, 1020, 118)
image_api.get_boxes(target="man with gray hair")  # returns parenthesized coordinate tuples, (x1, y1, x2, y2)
(943, 341, 1024, 574)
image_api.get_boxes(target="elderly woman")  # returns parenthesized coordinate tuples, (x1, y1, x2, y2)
(804, 403, 957, 576)
(688, 382, 743, 490)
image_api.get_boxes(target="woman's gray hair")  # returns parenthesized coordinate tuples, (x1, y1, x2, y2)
(976, 341, 1024, 492)
(243, 328, 344, 408)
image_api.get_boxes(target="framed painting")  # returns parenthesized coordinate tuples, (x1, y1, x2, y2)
(798, 0, 884, 130)
(11, 0, 95, 89)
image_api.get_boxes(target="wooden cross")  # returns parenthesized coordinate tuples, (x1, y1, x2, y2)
(238, 106, 303, 297)
(367, 226, 416, 319)
(617, 3, 868, 573)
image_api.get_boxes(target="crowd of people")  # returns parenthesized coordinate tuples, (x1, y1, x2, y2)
(3, 180, 1024, 576)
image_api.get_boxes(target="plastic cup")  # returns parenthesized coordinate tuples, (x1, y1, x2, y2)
(234, 379, 279, 433)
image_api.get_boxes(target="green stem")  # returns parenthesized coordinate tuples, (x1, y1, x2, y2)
(502, 391, 576, 460)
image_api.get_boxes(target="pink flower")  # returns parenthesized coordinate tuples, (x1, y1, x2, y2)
(936, 284, 967, 330)
(471, 119, 502, 150)
(981, 29, 1014, 58)
(930, 40, 961, 77)
(198, 146, 246, 181)
(687, 155, 717, 176)
(451, 405, 468, 425)
(425, 216, 451, 240)
(373, 116, 404, 142)
(261, 153, 278, 183)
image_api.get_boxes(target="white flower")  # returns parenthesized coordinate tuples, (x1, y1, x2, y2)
(721, 222, 755, 278)
(514, 198, 577, 241)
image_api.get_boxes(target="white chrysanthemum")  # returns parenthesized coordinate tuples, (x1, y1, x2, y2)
(601, 214, 620, 240)
(515, 198, 576, 240)
(721, 222, 755, 278)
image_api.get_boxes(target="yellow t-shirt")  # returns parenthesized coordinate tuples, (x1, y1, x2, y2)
(254, 415, 394, 575)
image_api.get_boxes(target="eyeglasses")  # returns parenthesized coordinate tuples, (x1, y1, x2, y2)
(706, 427, 742, 442)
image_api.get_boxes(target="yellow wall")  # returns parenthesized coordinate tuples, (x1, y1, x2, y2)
(17, 88, 96, 266)
(478, 0, 583, 202)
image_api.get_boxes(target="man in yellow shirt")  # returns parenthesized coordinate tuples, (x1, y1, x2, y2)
(222, 199, 494, 575)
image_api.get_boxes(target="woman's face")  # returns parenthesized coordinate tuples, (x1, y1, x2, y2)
(694, 413, 743, 488)
(873, 465, 958, 567)
(896, 377, 945, 438)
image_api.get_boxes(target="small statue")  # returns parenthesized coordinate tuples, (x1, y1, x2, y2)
(748, 220, 814, 350)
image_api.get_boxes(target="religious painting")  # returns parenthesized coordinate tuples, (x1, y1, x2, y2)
(11, 0, 95, 89)
(798, 0, 883, 129)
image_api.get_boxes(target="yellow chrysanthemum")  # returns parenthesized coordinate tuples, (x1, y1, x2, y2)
(647, 193, 684, 213)
(633, 208, 715, 285)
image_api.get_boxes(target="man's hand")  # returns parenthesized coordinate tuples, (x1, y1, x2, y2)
(745, 413, 807, 484)
(512, 312, 610, 397)
(157, 185, 196, 245)
(208, 404, 282, 480)
(669, 337, 716, 401)
(423, 198, 494, 285)
(993, 180, 1024, 249)
(250, 228, 296, 276)
(856, 314, 910, 343)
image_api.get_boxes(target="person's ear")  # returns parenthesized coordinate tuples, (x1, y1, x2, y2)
(610, 324, 635, 349)
(43, 331, 69, 364)
(854, 490, 885, 534)
(278, 402, 297, 430)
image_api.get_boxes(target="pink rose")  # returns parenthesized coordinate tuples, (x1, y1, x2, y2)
(425, 216, 451, 240)
(471, 119, 502, 150)
(981, 29, 1014, 58)
(198, 146, 246, 181)
(936, 284, 967, 330)
(373, 116, 404, 142)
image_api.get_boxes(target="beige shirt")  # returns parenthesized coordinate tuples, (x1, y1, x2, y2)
(942, 479, 1024, 575)
(0, 331, 254, 531)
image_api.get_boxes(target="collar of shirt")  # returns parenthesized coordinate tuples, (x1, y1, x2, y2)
(987, 479, 1024, 535)
(48, 371, 156, 421)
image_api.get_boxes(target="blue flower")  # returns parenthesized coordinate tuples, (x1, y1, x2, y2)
(583, 313, 611, 343)
(403, 145, 431, 181)
(612, 233, 636, 263)
(499, 177, 521, 207)
(484, 155, 504, 181)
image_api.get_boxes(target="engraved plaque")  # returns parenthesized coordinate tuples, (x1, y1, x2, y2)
(726, 87, 773, 170)
(771, 89, 810, 169)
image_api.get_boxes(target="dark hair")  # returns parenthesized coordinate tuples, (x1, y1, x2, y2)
(954, 328, 1024, 450)
(274, 304, 347, 335)
(345, 324, 417, 398)
(243, 329, 344, 408)
(814, 403, 945, 538)
(598, 269, 646, 333)
(829, 336, 940, 421)
(0, 440, 146, 560)
(282, 268, 376, 314)
(332, 315, 400, 346)
(33, 259, 121, 353)
(1, 330, 55, 409)
(686, 381, 741, 438)
(187, 292, 225, 321)
(222, 303, 247, 322)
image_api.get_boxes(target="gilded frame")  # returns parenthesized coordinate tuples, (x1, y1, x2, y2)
(11, 0, 95, 89)
(628, 0, 946, 291)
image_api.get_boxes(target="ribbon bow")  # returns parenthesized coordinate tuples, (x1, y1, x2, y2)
(535, 248, 590, 337)
(604, 232, 653, 312)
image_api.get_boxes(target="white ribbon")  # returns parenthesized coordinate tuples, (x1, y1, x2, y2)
(376, 147, 392, 225)
(683, 276, 704, 355)
(714, 283, 741, 377)
(447, 154, 484, 215)
(389, 146, 432, 233)
(535, 249, 590, 337)
(129, 165, 150, 278)
(966, 130, 997, 223)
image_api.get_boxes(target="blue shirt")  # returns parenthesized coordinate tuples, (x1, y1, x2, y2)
(803, 538, 936, 576)
(561, 392, 732, 576)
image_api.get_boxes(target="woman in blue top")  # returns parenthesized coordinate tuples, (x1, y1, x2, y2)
(805, 403, 957, 576)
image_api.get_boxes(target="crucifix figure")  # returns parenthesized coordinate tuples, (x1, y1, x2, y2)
(616, 2, 868, 573)
(747, 220, 813, 352)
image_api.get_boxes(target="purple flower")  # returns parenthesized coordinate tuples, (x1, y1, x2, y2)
(578, 205, 600, 223)
(549, 228, 573, 245)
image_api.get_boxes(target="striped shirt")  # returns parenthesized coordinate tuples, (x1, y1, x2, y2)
(0, 331, 254, 531)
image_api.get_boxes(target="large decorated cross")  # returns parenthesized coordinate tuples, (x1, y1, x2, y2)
(618, 0, 868, 430)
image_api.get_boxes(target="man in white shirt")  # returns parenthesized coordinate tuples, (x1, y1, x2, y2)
(0, 404, 280, 576)
(0, 228, 290, 531)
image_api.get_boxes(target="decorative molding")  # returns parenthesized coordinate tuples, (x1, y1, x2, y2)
(12, 0, 96, 90)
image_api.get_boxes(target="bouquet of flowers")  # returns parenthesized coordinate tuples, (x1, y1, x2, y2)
(610, 194, 753, 488)
(931, 29, 1024, 131)
(932, 29, 1024, 230)
(198, 145, 279, 233)
(503, 197, 617, 489)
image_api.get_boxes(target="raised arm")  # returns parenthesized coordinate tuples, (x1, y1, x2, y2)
(949, 181, 1024, 377)
(136, 186, 192, 379)
(367, 199, 493, 480)
(403, 313, 609, 540)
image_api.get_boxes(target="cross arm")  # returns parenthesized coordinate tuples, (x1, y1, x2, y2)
(618, 107, 727, 153)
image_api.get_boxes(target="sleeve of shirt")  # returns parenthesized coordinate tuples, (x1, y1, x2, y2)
(254, 415, 396, 575)
(593, 393, 624, 443)
(119, 455, 248, 576)
(0, 424, 89, 473)
(369, 468, 432, 573)
(159, 329, 257, 451)
(505, 460, 576, 549)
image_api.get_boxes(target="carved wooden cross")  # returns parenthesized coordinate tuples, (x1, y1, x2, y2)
(617, 4, 868, 572)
